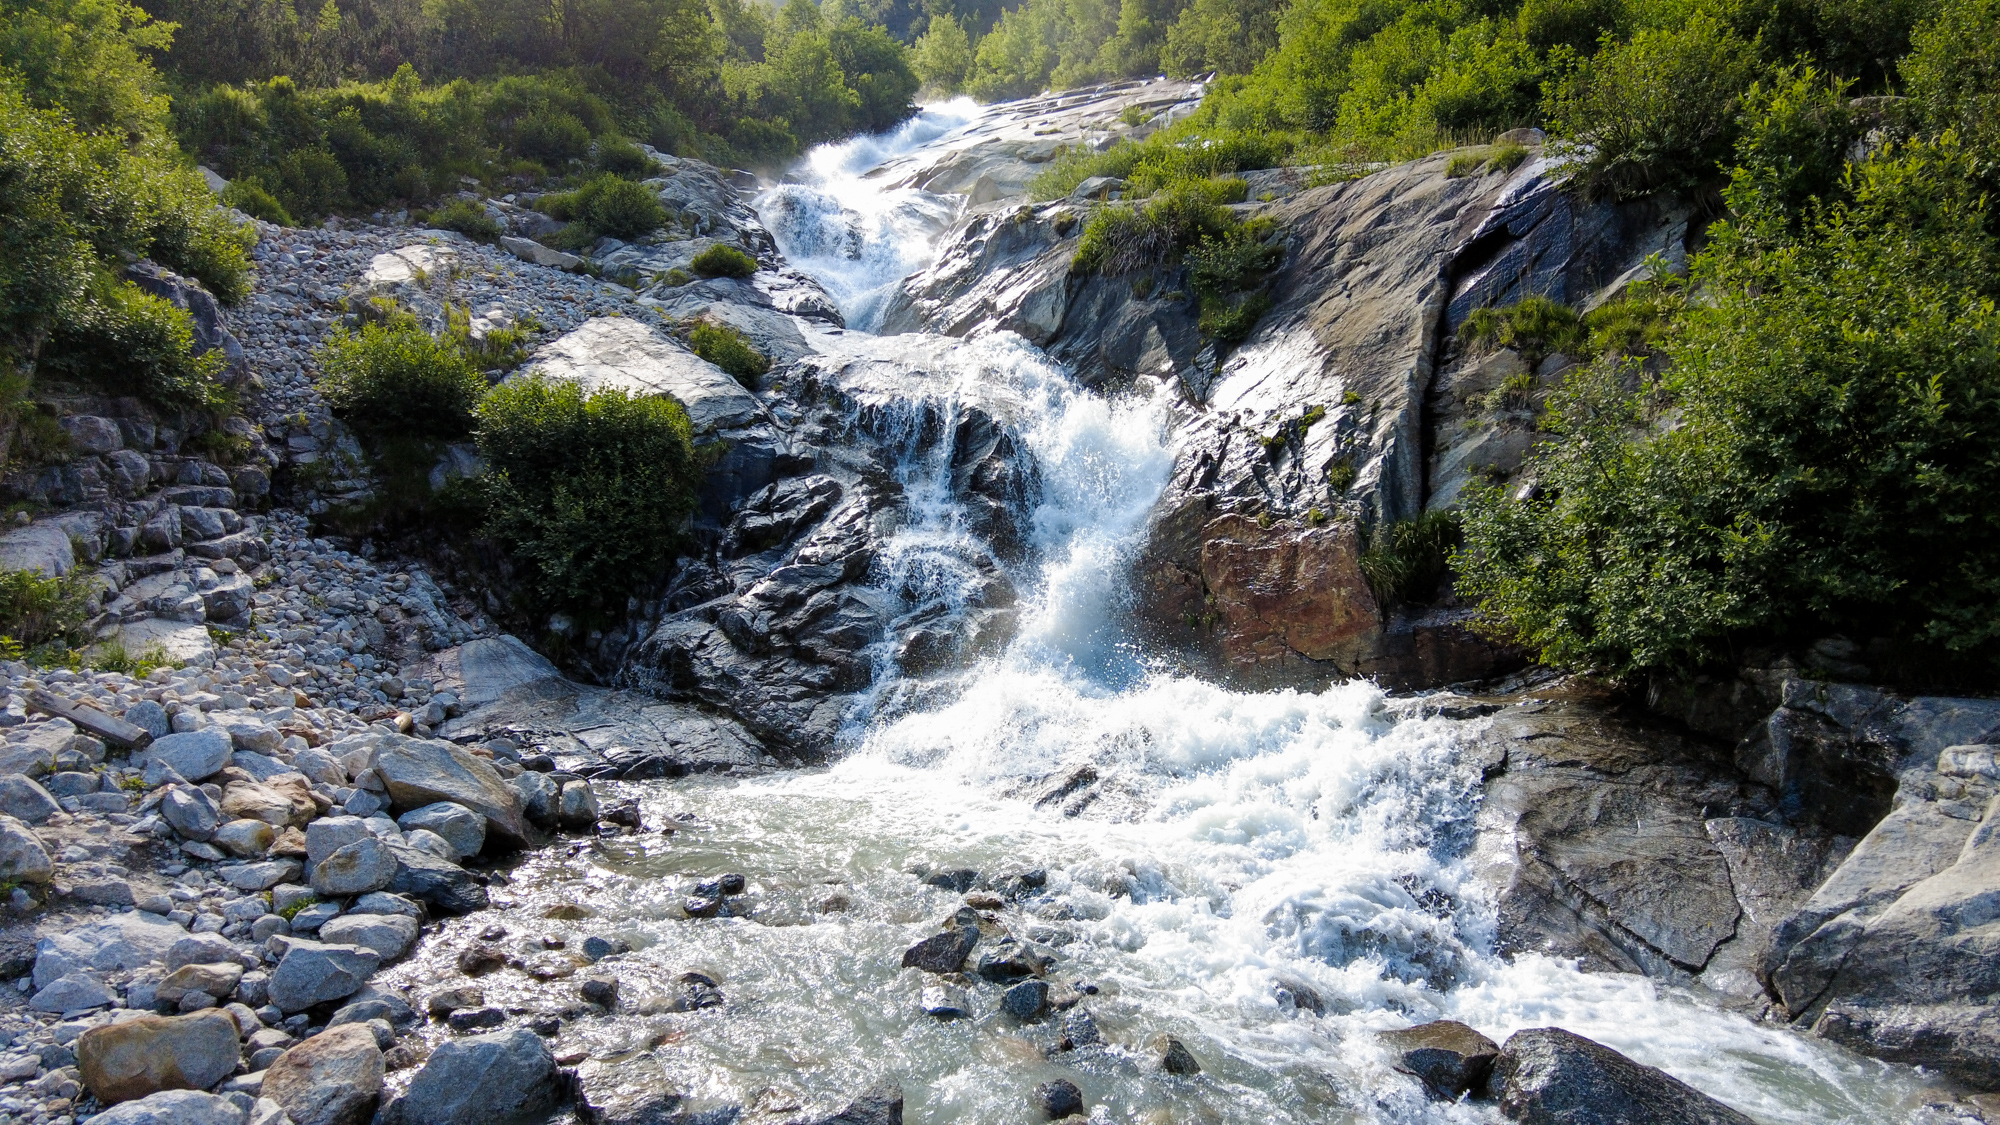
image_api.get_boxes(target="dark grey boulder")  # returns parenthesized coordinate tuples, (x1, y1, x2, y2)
(381, 1028, 559, 1125)
(1379, 1019, 1499, 1099)
(809, 1084, 902, 1125)
(1001, 980, 1049, 1021)
(1032, 1079, 1082, 1119)
(900, 928, 975, 974)
(1488, 1028, 1756, 1124)
(1158, 1036, 1201, 1076)
(385, 843, 488, 914)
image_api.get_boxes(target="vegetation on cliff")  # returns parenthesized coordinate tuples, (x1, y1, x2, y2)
(1456, 3, 2000, 683)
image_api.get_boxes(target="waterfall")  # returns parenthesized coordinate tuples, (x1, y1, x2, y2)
(593, 104, 1950, 1125)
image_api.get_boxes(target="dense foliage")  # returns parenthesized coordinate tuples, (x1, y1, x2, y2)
(476, 377, 703, 615)
(140, 0, 922, 195)
(1455, 0, 2000, 683)
(0, 0, 248, 416)
(313, 316, 487, 440)
(690, 319, 771, 384)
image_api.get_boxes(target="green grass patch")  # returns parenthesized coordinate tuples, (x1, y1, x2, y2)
(690, 320, 771, 385)
(1362, 511, 1463, 607)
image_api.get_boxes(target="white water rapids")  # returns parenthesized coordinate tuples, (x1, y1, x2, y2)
(416, 105, 1952, 1124)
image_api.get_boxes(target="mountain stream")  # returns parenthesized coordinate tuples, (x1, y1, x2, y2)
(383, 102, 1953, 1125)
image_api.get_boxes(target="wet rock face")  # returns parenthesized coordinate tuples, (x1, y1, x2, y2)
(1465, 683, 1843, 997)
(1379, 1020, 1500, 1100)
(1194, 514, 1382, 680)
(1748, 687, 2000, 1086)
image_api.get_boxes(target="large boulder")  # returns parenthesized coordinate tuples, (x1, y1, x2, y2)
(145, 729, 233, 781)
(382, 1028, 560, 1125)
(385, 842, 489, 914)
(268, 940, 379, 1012)
(33, 910, 187, 987)
(1379, 1020, 1500, 1100)
(310, 838, 399, 898)
(88, 1090, 248, 1125)
(396, 802, 485, 860)
(517, 317, 762, 433)
(76, 1009, 241, 1104)
(317, 913, 420, 962)
(0, 814, 53, 885)
(372, 738, 530, 843)
(263, 1023, 384, 1125)
(0, 774, 61, 823)
(161, 785, 224, 840)
(430, 635, 560, 709)
(1487, 1028, 1755, 1125)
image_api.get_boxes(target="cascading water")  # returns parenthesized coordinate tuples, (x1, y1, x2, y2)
(755, 99, 980, 330)
(382, 107, 1953, 1124)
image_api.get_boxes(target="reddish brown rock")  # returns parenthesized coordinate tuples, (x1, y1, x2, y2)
(1197, 514, 1382, 673)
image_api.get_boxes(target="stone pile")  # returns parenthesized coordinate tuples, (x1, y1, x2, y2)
(0, 648, 617, 1125)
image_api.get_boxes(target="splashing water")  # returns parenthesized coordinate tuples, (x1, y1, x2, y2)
(385, 107, 1956, 1125)
(754, 99, 980, 330)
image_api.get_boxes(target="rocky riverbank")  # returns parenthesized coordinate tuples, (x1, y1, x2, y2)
(0, 78, 1994, 1125)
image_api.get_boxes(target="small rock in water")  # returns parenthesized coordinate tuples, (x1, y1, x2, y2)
(901, 927, 976, 974)
(478, 924, 508, 941)
(1378, 1019, 1499, 1099)
(1159, 1036, 1202, 1075)
(678, 972, 723, 1010)
(977, 942, 1048, 982)
(447, 1007, 506, 1032)
(921, 986, 971, 1020)
(427, 987, 484, 1018)
(580, 934, 631, 961)
(719, 873, 747, 894)
(807, 1084, 902, 1125)
(922, 868, 978, 893)
(1033, 1079, 1083, 1119)
(579, 976, 618, 1008)
(1001, 980, 1050, 1021)
(1061, 1010, 1102, 1049)
(1274, 977, 1326, 1016)
(456, 946, 505, 977)
(684, 894, 722, 918)
(963, 893, 1004, 910)
(528, 1015, 562, 1037)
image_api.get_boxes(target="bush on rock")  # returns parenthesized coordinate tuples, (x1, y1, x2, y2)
(475, 377, 702, 615)
(314, 319, 488, 442)
(689, 244, 757, 279)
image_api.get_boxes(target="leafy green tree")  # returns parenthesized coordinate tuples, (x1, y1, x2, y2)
(1544, 13, 1758, 199)
(770, 30, 862, 141)
(1160, 0, 1281, 77)
(912, 14, 972, 91)
(0, 0, 174, 141)
(829, 18, 918, 132)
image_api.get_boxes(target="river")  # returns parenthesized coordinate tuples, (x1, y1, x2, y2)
(387, 101, 1950, 1124)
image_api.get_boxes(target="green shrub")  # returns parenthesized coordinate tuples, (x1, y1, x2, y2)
(0, 567, 95, 648)
(1545, 14, 1759, 200)
(41, 277, 229, 411)
(1186, 217, 1284, 345)
(544, 174, 669, 240)
(425, 199, 502, 242)
(314, 320, 487, 440)
(1362, 510, 1463, 607)
(516, 109, 591, 164)
(272, 147, 349, 222)
(222, 178, 294, 225)
(1072, 178, 1244, 276)
(690, 244, 758, 278)
(690, 320, 771, 384)
(1444, 150, 1485, 178)
(476, 377, 703, 614)
(1456, 134, 2000, 679)
(594, 136, 657, 178)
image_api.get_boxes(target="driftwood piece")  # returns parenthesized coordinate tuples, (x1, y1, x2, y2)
(24, 689, 153, 750)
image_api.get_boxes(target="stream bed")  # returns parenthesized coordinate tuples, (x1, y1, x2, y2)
(386, 100, 1957, 1125)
